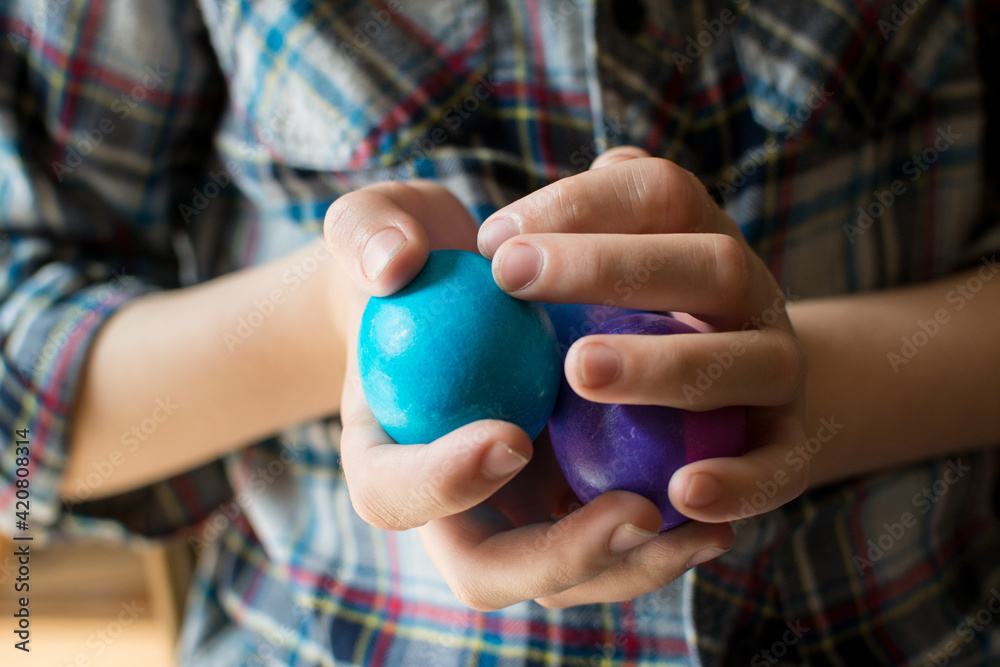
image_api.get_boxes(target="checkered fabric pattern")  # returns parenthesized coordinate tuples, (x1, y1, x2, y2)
(2, 0, 999, 665)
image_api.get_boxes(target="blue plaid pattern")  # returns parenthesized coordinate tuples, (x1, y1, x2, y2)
(1, 0, 999, 665)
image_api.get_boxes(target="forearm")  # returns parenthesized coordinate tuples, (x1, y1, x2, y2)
(64, 240, 354, 500)
(789, 259, 1000, 487)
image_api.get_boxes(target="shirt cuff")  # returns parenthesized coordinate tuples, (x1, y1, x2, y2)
(1, 279, 227, 544)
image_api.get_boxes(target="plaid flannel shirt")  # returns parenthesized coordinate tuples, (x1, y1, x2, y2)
(2, 0, 1000, 665)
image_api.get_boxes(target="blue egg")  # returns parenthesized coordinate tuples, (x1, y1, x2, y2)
(358, 249, 562, 444)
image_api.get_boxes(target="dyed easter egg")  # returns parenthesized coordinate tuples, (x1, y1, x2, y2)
(541, 302, 643, 358)
(358, 249, 562, 445)
(547, 313, 746, 531)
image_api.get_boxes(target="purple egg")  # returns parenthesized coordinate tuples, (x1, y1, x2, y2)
(547, 313, 745, 531)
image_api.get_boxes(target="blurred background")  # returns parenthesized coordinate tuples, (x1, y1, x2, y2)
(0, 536, 193, 666)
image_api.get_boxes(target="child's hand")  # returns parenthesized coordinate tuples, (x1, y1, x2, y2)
(325, 180, 733, 611)
(324, 180, 530, 530)
(479, 147, 810, 528)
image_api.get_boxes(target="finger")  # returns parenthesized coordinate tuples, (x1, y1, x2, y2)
(490, 232, 778, 326)
(340, 303, 533, 530)
(383, 180, 481, 252)
(420, 491, 666, 611)
(341, 418, 534, 531)
(589, 146, 651, 170)
(667, 409, 811, 522)
(534, 520, 734, 609)
(564, 328, 806, 410)
(478, 158, 735, 257)
(324, 181, 478, 296)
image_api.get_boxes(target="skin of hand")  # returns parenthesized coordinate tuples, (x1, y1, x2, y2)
(325, 162, 771, 611)
(478, 147, 810, 532)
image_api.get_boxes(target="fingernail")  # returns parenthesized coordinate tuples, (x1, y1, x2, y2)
(479, 217, 519, 257)
(495, 243, 541, 292)
(577, 343, 621, 388)
(362, 227, 406, 280)
(482, 442, 530, 481)
(609, 523, 658, 553)
(684, 472, 721, 508)
(686, 546, 729, 568)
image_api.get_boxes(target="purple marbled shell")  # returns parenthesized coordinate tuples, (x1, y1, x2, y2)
(547, 313, 746, 531)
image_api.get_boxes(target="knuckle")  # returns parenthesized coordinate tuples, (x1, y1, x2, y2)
(376, 179, 415, 200)
(590, 243, 620, 292)
(340, 409, 380, 433)
(375, 180, 424, 214)
(767, 332, 807, 401)
(534, 595, 573, 610)
(534, 560, 579, 595)
(413, 477, 461, 519)
(406, 443, 472, 517)
(530, 531, 604, 593)
(641, 160, 700, 231)
(322, 194, 350, 241)
(450, 578, 501, 612)
(348, 484, 410, 531)
(783, 334, 809, 395)
(647, 342, 695, 402)
(539, 179, 588, 233)
(707, 233, 752, 309)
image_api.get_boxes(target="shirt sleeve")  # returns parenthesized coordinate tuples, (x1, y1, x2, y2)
(0, 0, 233, 544)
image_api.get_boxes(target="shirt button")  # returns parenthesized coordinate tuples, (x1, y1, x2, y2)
(612, 0, 646, 35)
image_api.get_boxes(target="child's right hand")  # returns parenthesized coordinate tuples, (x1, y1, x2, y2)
(324, 182, 733, 611)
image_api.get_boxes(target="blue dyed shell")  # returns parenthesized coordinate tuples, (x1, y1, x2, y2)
(358, 249, 562, 444)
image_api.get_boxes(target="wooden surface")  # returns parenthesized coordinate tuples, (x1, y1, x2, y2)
(0, 537, 185, 667)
